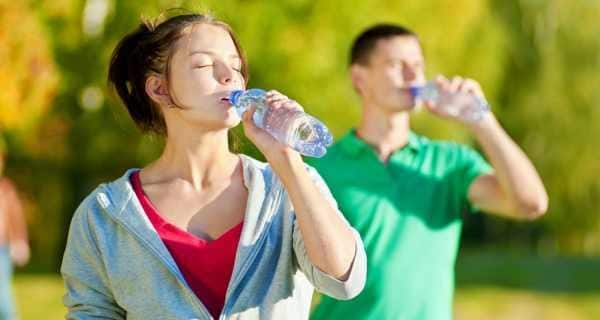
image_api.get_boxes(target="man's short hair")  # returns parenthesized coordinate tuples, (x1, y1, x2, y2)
(350, 24, 419, 66)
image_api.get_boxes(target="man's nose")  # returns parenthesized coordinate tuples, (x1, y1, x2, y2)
(402, 64, 418, 82)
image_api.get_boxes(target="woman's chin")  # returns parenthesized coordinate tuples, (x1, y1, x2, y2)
(223, 114, 242, 128)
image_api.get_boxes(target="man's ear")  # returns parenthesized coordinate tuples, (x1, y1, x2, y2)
(145, 74, 172, 107)
(350, 64, 366, 96)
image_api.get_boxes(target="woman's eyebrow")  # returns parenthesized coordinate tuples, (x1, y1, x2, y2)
(188, 50, 239, 59)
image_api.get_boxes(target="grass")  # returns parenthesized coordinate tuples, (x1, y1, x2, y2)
(452, 251, 600, 319)
(12, 274, 65, 320)
(9, 252, 600, 319)
(454, 287, 600, 320)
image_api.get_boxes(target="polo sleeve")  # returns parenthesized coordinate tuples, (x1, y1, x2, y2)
(454, 144, 493, 213)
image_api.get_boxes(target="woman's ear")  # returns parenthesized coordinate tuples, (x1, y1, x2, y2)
(145, 74, 172, 107)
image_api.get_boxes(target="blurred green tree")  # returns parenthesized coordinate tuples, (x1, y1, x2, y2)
(3, 0, 598, 271)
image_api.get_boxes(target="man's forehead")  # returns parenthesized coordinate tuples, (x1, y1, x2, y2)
(371, 36, 423, 60)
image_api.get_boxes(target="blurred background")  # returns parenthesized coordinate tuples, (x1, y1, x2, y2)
(1, 0, 599, 319)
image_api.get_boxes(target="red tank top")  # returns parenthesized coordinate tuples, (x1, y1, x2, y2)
(131, 171, 243, 318)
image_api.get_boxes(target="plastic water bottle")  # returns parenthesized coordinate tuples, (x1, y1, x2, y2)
(229, 89, 333, 158)
(410, 81, 490, 123)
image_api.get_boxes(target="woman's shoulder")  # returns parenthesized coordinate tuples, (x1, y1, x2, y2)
(238, 153, 267, 168)
(238, 154, 274, 176)
(72, 169, 139, 220)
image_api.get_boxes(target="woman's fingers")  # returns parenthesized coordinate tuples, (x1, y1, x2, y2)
(242, 105, 256, 128)
(265, 90, 303, 111)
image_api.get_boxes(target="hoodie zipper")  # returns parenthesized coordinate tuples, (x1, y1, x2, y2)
(218, 180, 284, 319)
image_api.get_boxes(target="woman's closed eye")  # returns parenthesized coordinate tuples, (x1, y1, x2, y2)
(194, 63, 241, 73)
(230, 57, 242, 73)
(231, 65, 242, 72)
(194, 64, 214, 69)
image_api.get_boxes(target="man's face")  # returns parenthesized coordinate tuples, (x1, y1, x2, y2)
(352, 36, 425, 112)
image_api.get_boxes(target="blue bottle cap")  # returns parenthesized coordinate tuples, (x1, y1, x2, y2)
(229, 90, 244, 106)
(409, 85, 423, 98)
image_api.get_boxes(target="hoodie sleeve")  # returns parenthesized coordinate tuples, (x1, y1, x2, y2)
(291, 165, 367, 300)
(61, 196, 126, 319)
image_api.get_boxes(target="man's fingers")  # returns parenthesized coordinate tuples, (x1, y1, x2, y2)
(448, 76, 464, 92)
(462, 79, 482, 95)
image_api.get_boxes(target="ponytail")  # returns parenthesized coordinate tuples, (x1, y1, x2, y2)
(108, 24, 167, 134)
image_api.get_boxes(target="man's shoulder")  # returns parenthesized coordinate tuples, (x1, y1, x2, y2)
(412, 132, 458, 148)
(412, 132, 476, 157)
(413, 133, 489, 177)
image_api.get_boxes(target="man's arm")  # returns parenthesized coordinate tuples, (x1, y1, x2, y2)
(425, 75, 548, 220)
(467, 115, 548, 220)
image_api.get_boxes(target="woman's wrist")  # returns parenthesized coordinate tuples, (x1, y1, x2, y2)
(266, 149, 305, 182)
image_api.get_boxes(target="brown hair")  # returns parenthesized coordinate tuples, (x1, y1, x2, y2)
(350, 24, 419, 66)
(108, 10, 248, 136)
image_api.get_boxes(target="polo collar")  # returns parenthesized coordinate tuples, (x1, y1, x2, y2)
(339, 129, 421, 157)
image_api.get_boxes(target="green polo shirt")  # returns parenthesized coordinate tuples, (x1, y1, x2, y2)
(308, 130, 492, 320)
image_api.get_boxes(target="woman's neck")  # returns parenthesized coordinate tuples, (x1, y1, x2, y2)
(143, 128, 239, 190)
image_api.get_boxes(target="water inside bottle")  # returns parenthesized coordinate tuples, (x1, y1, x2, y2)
(230, 89, 333, 157)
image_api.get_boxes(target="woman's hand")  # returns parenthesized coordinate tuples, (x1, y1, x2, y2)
(241, 90, 304, 165)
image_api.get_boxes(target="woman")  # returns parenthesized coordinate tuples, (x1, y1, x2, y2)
(61, 11, 366, 320)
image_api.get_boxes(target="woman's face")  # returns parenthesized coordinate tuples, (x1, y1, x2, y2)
(163, 23, 245, 131)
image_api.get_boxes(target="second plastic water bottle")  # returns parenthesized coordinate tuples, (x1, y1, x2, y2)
(410, 81, 490, 123)
(229, 89, 333, 158)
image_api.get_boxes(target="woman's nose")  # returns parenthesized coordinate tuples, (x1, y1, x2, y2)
(218, 72, 232, 84)
(217, 63, 235, 84)
(220, 75, 232, 84)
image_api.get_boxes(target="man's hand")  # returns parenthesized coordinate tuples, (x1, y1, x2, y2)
(423, 75, 490, 124)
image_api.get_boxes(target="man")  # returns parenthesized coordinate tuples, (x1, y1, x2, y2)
(309, 24, 548, 319)
(0, 150, 29, 320)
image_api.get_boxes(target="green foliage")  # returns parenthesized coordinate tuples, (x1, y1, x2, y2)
(483, 0, 600, 253)
(1, 0, 598, 270)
